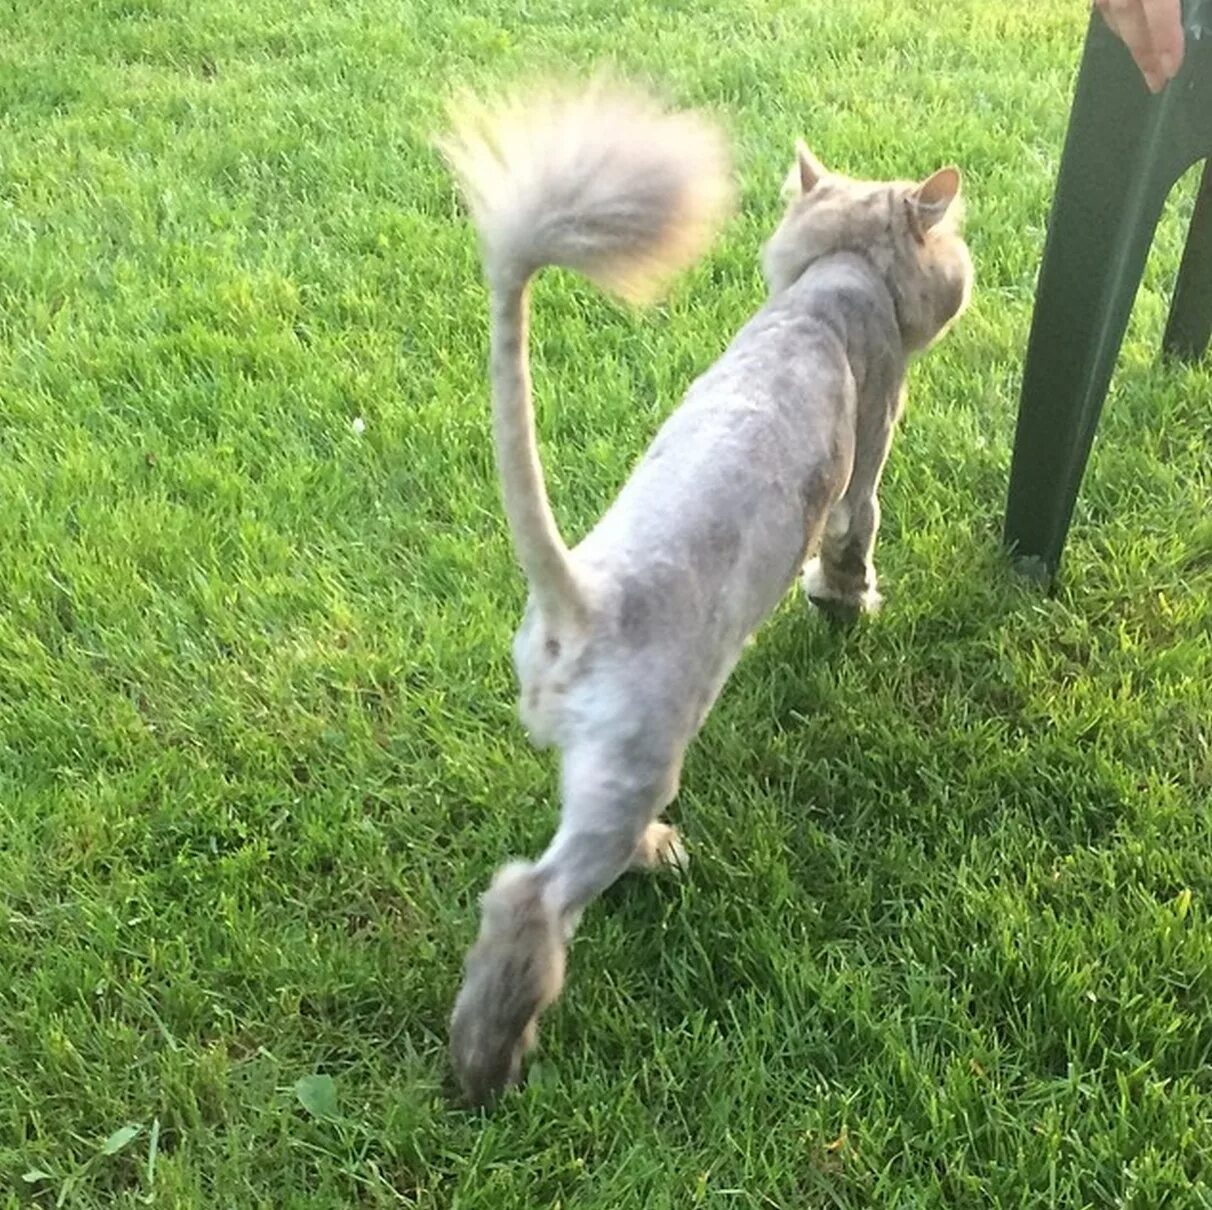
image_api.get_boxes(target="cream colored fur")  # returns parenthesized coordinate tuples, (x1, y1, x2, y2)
(437, 79, 733, 627)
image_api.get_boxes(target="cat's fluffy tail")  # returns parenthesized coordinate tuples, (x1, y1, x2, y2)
(437, 78, 733, 624)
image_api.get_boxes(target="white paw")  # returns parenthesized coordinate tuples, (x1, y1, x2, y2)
(801, 558, 882, 614)
(655, 825, 689, 874)
(633, 822, 689, 874)
(801, 556, 833, 600)
(855, 585, 884, 614)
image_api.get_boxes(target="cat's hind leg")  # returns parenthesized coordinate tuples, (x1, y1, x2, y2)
(450, 738, 681, 1106)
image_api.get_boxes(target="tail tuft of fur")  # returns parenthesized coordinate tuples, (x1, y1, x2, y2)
(436, 77, 733, 623)
(437, 77, 735, 301)
(449, 861, 566, 1108)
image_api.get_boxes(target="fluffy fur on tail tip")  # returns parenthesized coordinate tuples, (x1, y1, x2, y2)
(436, 75, 735, 302)
(449, 861, 566, 1107)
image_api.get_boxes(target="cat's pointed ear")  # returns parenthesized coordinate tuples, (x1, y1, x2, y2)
(907, 166, 962, 241)
(795, 140, 828, 194)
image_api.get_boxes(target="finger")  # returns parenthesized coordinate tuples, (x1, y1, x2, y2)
(1140, 0, 1184, 80)
(1097, 0, 1165, 90)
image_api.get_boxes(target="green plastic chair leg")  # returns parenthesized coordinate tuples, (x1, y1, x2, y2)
(1005, 4, 1212, 579)
(1163, 158, 1212, 362)
(1004, 14, 1179, 577)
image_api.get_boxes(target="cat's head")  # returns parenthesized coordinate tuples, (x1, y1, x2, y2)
(761, 143, 973, 353)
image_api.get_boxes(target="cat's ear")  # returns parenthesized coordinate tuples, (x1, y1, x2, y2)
(906, 166, 962, 241)
(795, 140, 828, 194)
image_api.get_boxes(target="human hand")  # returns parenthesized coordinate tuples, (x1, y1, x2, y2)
(1094, 0, 1185, 92)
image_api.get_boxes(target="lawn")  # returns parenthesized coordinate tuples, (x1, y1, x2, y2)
(2, 0, 1211, 1205)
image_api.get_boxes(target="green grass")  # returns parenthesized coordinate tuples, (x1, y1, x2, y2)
(2, 0, 1211, 1205)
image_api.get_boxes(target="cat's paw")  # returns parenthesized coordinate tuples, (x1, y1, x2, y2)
(802, 557, 882, 624)
(631, 821, 689, 875)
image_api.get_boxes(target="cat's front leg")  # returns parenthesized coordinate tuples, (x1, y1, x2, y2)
(802, 494, 883, 622)
(804, 378, 904, 623)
